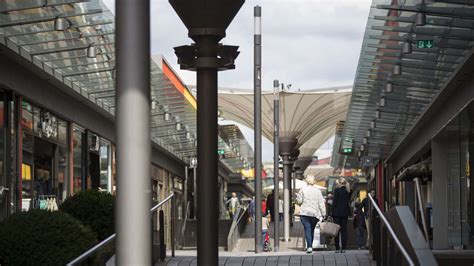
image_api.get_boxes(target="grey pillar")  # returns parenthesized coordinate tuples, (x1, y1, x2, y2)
(116, 0, 151, 264)
(279, 137, 297, 242)
(273, 80, 280, 251)
(254, 5, 263, 253)
(432, 138, 449, 249)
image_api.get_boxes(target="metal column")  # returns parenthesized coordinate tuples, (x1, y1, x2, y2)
(254, 5, 262, 253)
(273, 80, 280, 251)
(282, 156, 291, 242)
(170, 1, 244, 263)
(197, 36, 219, 264)
(115, 0, 151, 264)
(279, 137, 297, 242)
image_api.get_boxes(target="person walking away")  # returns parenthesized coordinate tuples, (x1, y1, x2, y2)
(362, 189, 378, 248)
(266, 191, 275, 221)
(326, 192, 333, 215)
(353, 202, 366, 249)
(261, 199, 267, 216)
(279, 198, 284, 222)
(332, 177, 350, 253)
(228, 192, 240, 219)
(248, 196, 255, 223)
(296, 175, 326, 254)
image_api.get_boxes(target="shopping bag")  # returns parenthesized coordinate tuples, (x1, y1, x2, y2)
(319, 217, 341, 237)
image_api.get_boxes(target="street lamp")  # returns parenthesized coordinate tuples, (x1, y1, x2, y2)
(169, 0, 244, 263)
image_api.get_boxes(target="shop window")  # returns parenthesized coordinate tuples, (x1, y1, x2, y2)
(72, 126, 84, 194)
(21, 101, 33, 130)
(57, 121, 67, 145)
(99, 139, 111, 192)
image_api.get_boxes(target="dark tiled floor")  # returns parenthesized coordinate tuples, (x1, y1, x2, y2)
(156, 250, 374, 266)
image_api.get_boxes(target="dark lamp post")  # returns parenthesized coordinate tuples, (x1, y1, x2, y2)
(169, 0, 244, 265)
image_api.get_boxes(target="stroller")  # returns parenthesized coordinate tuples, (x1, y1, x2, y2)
(263, 230, 272, 252)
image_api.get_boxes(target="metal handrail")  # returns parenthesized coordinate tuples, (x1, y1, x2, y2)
(368, 194, 415, 266)
(67, 193, 175, 266)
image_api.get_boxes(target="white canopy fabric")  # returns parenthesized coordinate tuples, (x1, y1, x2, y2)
(264, 180, 327, 191)
(217, 86, 352, 151)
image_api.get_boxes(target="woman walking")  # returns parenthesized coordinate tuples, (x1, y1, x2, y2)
(332, 177, 351, 253)
(296, 175, 326, 254)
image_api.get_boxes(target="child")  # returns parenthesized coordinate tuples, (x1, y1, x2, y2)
(262, 213, 270, 249)
(353, 203, 366, 249)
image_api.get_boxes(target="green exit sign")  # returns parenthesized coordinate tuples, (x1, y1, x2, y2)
(341, 147, 353, 154)
(217, 149, 225, 155)
(417, 40, 434, 49)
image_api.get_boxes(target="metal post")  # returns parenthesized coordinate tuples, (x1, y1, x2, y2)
(196, 36, 219, 265)
(193, 166, 197, 219)
(171, 194, 176, 257)
(254, 5, 262, 253)
(273, 79, 280, 251)
(414, 178, 429, 241)
(282, 156, 291, 241)
(116, 0, 151, 264)
(169, 1, 244, 262)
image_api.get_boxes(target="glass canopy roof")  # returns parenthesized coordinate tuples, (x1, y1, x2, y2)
(0, 0, 251, 172)
(334, 0, 474, 168)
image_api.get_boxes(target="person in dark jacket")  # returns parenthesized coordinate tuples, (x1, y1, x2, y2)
(353, 202, 366, 249)
(331, 177, 350, 253)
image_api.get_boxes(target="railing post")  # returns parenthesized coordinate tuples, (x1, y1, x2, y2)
(171, 195, 176, 257)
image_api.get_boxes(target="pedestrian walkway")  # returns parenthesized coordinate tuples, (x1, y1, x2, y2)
(235, 218, 325, 252)
(156, 250, 373, 265)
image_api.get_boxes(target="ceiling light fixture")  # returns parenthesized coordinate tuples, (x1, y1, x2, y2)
(371, 120, 376, 129)
(385, 83, 393, 93)
(375, 109, 381, 119)
(54, 16, 68, 31)
(380, 97, 387, 107)
(87, 43, 97, 58)
(415, 12, 426, 26)
(393, 64, 402, 75)
(402, 42, 412, 54)
(164, 112, 170, 121)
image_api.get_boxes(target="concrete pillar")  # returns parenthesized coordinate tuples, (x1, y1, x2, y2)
(431, 137, 449, 249)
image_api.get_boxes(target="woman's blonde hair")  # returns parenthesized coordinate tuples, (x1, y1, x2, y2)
(336, 177, 350, 192)
(305, 174, 316, 185)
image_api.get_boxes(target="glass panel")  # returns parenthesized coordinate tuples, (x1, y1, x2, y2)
(21, 128, 34, 211)
(57, 120, 67, 145)
(21, 101, 33, 130)
(55, 146, 67, 202)
(33, 106, 40, 135)
(0, 94, 6, 221)
(72, 126, 83, 193)
(99, 139, 110, 191)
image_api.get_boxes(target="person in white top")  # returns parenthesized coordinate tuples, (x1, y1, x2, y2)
(296, 175, 326, 254)
(278, 198, 284, 222)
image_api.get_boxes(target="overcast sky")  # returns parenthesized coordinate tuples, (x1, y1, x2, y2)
(103, 0, 372, 161)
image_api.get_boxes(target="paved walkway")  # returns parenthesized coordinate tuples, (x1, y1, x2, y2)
(156, 250, 373, 265)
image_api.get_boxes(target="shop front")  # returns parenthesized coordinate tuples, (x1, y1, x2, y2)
(0, 92, 116, 219)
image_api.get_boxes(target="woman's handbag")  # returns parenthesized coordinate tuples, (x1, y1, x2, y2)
(319, 217, 341, 237)
(294, 203, 301, 216)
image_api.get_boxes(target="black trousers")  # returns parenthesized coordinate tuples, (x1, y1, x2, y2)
(334, 216, 348, 250)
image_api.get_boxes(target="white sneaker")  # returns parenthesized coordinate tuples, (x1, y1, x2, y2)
(306, 247, 313, 254)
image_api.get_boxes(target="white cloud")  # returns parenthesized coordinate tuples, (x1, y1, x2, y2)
(103, 0, 371, 90)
